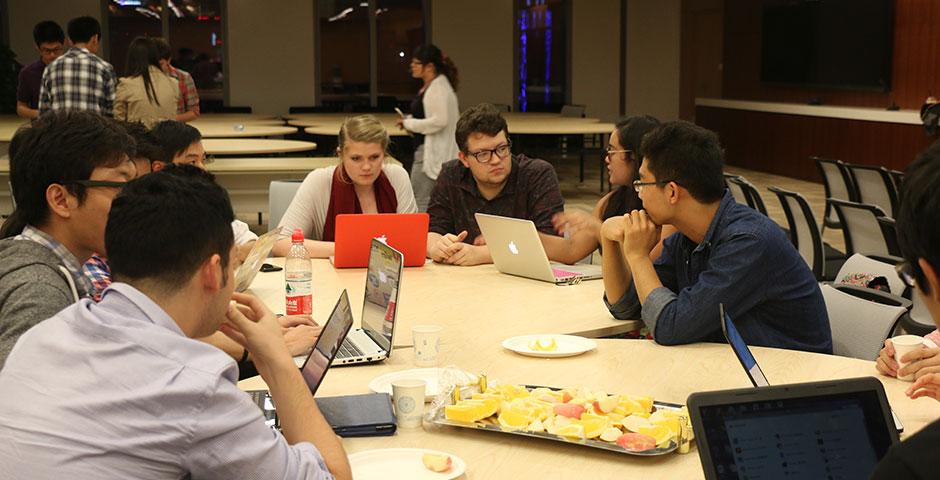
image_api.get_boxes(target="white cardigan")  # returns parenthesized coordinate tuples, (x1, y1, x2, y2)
(276, 164, 418, 240)
(402, 74, 459, 180)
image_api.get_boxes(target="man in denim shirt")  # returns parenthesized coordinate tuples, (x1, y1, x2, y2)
(600, 121, 831, 354)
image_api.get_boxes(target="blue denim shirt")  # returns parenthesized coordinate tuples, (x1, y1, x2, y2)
(607, 191, 833, 354)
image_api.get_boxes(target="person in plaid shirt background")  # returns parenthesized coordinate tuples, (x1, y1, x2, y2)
(38, 16, 115, 117)
(154, 38, 200, 122)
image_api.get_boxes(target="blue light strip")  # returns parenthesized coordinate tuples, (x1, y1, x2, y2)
(518, 8, 528, 112)
(545, 9, 552, 105)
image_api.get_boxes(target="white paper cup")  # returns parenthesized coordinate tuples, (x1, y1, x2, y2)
(893, 334, 925, 382)
(391, 378, 427, 428)
(413, 325, 443, 367)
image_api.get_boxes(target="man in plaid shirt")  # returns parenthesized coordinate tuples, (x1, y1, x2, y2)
(38, 16, 115, 117)
(154, 38, 200, 122)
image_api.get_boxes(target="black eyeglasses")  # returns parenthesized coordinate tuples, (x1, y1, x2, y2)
(66, 180, 129, 189)
(466, 142, 512, 164)
(632, 179, 676, 193)
(896, 261, 917, 290)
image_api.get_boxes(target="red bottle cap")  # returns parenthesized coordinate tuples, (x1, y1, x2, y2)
(292, 228, 304, 243)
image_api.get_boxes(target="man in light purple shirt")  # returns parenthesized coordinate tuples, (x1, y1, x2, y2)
(0, 165, 352, 479)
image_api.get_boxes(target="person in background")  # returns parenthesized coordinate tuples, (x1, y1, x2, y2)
(153, 38, 200, 122)
(397, 44, 459, 212)
(274, 114, 417, 258)
(871, 141, 940, 478)
(0, 111, 136, 369)
(426, 103, 566, 266)
(16, 21, 64, 120)
(114, 37, 179, 127)
(550, 115, 676, 264)
(38, 16, 115, 116)
(0, 166, 352, 479)
(600, 121, 831, 353)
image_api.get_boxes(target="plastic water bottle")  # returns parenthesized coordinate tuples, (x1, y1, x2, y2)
(285, 229, 312, 315)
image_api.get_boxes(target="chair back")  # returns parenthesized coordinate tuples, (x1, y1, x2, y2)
(560, 104, 586, 118)
(724, 174, 750, 206)
(268, 180, 304, 228)
(821, 283, 909, 360)
(834, 253, 906, 296)
(814, 157, 855, 228)
(725, 175, 768, 215)
(830, 199, 890, 256)
(846, 164, 897, 218)
(769, 186, 824, 279)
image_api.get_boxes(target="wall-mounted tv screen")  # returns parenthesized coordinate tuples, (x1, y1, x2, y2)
(760, 0, 894, 91)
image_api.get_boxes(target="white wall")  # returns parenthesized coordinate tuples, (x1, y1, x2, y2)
(571, 0, 620, 121)
(431, 0, 514, 110)
(224, 0, 315, 115)
(626, 0, 682, 121)
(8, 0, 101, 65)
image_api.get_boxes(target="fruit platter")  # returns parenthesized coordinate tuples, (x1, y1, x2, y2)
(429, 383, 692, 457)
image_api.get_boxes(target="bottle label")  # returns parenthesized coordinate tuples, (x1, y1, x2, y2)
(285, 278, 312, 315)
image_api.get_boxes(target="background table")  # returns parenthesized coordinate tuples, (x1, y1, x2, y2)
(191, 118, 286, 127)
(197, 113, 280, 122)
(196, 124, 298, 138)
(203, 139, 317, 155)
(0, 116, 27, 142)
(250, 257, 639, 348)
(239, 339, 940, 479)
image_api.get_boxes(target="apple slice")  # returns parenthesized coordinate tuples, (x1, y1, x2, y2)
(593, 394, 618, 414)
(422, 453, 453, 473)
(553, 403, 586, 419)
(616, 433, 657, 452)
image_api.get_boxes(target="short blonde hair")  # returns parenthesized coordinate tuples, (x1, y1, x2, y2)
(337, 114, 390, 154)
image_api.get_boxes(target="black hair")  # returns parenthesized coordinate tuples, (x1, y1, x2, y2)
(124, 37, 162, 105)
(149, 120, 202, 164)
(603, 115, 661, 220)
(106, 164, 234, 290)
(0, 111, 135, 238)
(33, 20, 65, 46)
(152, 37, 172, 61)
(119, 121, 161, 163)
(67, 16, 101, 44)
(455, 103, 508, 152)
(639, 121, 726, 204)
(412, 44, 459, 92)
(896, 141, 940, 295)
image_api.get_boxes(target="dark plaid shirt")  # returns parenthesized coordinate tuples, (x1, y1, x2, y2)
(428, 154, 565, 241)
(39, 47, 115, 116)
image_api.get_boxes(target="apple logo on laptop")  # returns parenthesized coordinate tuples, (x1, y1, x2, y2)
(376, 235, 388, 244)
(508, 241, 519, 255)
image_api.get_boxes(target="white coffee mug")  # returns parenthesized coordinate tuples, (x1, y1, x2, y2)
(391, 378, 427, 428)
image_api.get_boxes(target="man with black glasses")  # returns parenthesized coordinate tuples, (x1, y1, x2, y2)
(16, 21, 65, 120)
(600, 121, 831, 353)
(0, 111, 136, 368)
(426, 103, 566, 266)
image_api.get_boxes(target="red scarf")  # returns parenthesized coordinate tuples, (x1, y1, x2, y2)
(322, 166, 399, 241)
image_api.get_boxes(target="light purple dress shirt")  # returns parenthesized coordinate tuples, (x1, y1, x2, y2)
(0, 282, 333, 479)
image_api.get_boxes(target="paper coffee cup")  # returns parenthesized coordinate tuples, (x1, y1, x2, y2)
(392, 378, 427, 428)
(413, 325, 443, 367)
(893, 334, 925, 382)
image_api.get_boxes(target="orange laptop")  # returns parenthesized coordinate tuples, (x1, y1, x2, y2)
(333, 213, 429, 268)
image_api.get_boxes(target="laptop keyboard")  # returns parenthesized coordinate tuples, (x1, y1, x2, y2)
(336, 339, 364, 359)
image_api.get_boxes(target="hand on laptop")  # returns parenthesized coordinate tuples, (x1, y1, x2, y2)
(283, 324, 322, 356)
(278, 314, 318, 330)
(221, 292, 294, 376)
(429, 230, 468, 263)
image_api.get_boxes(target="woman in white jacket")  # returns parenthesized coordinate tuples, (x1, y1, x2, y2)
(398, 44, 459, 211)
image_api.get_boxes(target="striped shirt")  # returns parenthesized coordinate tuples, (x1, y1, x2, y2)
(38, 47, 116, 116)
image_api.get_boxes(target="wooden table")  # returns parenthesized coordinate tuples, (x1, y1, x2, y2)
(239, 339, 940, 479)
(195, 124, 298, 138)
(249, 257, 638, 348)
(202, 139, 317, 156)
(191, 118, 286, 127)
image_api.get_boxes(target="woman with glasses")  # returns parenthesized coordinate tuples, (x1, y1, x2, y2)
(274, 115, 418, 258)
(396, 44, 460, 212)
(114, 37, 179, 128)
(550, 115, 676, 263)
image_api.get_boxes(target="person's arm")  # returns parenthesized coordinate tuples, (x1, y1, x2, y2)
(273, 237, 335, 259)
(540, 228, 599, 265)
(198, 331, 243, 359)
(427, 231, 466, 263)
(175, 110, 199, 122)
(216, 293, 352, 479)
(443, 242, 492, 266)
(0, 280, 74, 367)
(102, 65, 116, 117)
(402, 79, 449, 134)
(16, 101, 38, 120)
(526, 160, 569, 263)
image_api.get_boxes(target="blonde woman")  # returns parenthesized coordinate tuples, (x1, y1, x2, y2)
(273, 115, 418, 258)
(114, 37, 178, 127)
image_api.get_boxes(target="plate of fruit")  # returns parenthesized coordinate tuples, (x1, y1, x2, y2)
(431, 383, 691, 456)
(501, 334, 597, 358)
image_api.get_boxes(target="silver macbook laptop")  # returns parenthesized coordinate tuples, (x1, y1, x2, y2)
(475, 213, 601, 285)
(333, 238, 403, 366)
(251, 290, 354, 427)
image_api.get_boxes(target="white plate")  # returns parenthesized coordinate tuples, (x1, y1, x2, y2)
(369, 368, 478, 402)
(501, 334, 597, 358)
(349, 448, 466, 480)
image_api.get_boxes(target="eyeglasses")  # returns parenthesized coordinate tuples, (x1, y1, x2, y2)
(896, 261, 917, 290)
(67, 180, 128, 189)
(605, 148, 632, 159)
(466, 142, 512, 164)
(633, 179, 676, 193)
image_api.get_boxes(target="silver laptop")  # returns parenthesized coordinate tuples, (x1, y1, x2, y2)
(333, 238, 403, 366)
(234, 227, 285, 292)
(475, 213, 601, 285)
